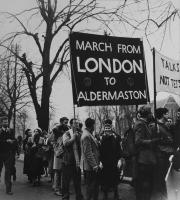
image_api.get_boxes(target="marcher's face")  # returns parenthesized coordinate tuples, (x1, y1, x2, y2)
(34, 129, 39, 134)
(165, 119, 172, 128)
(28, 130, 32, 137)
(104, 124, 112, 132)
(147, 112, 153, 122)
(71, 120, 79, 129)
(168, 119, 172, 124)
(2, 122, 8, 129)
(63, 120, 68, 126)
(177, 112, 180, 120)
(163, 112, 169, 121)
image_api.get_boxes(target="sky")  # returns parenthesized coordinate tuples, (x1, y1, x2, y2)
(0, 0, 180, 128)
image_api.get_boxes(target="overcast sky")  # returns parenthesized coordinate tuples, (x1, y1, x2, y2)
(0, 0, 180, 128)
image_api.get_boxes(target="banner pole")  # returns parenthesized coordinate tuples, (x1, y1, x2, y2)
(69, 31, 77, 120)
(136, 105, 138, 112)
(153, 48, 157, 131)
(142, 39, 150, 103)
(73, 104, 76, 119)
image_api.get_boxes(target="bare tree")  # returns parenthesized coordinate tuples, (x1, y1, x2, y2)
(16, 109, 29, 138)
(0, 45, 30, 126)
(0, 0, 178, 131)
(87, 106, 113, 133)
(87, 105, 137, 136)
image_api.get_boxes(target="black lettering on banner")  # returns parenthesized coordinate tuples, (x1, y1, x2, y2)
(160, 75, 169, 86)
(170, 79, 180, 89)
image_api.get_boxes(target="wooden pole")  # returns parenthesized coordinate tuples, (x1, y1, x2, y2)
(153, 48, 157, 131)
(69, 31, 77, 121)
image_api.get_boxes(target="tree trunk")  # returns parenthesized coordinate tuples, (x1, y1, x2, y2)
(37, 72, 51, 131)
(36, 106, 49, 131)
(8, 106, 13, 126)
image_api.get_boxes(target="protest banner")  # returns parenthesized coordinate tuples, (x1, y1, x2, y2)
(69, 32, 149, 107)
(155, 49, 180, 96)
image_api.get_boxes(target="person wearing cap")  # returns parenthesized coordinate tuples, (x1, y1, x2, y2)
(23, 129, 33, 182)
(29, 128, 45, 186)
(134, 105, 159, 200)
(100, 119, 122, 200)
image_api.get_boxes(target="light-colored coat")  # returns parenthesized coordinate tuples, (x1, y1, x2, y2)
(80, 128, 100, 171)
(63, 129, 80, 167)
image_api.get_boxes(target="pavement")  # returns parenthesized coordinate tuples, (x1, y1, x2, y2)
(0, 155, 136, 200)
(2, 154, 180, 200)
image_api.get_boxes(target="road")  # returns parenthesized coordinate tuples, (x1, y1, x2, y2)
(0, 159, 135, 200)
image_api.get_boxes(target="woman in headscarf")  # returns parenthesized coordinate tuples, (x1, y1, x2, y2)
(23, 129, 33, 182)
(29, 128, 44, 186)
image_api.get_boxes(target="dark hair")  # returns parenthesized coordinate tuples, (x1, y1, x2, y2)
(24, 129, 31, 136)
(177, 108, 180, 112)
(104, 119, 112, 125)
(155, 107, 168, 119)
(70, 118, 77, 125)
(85, 118, 95, 129)
(138, 105, 151, 118)
(17, 135, 23, 141)
(60, 117, 69, 123)
(34, 128, 42, 135)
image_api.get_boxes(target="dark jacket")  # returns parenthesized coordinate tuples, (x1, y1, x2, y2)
(173, 120, 180, 150)
(157, 122, 173, 155)
(0, 128, 15, 154)
(134, 119, 157, 165)
(100, 131, 121, 167)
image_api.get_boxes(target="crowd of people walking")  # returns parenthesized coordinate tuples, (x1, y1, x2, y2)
(20, 116, 124, 200)
(1, 106, 180, 200)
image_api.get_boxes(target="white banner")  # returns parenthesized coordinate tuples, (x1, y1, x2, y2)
(155, 50, 180, 96)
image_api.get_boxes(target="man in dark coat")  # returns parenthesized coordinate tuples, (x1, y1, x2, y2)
(0, 119, 15, 195)
(134, 106, 159, 200)
(100, 119, 122, 200)
(152, 108, 173, 200)
(173, 108, 180, 150)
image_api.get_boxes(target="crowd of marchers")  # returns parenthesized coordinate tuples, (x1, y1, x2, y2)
(1, 106, 180, 200)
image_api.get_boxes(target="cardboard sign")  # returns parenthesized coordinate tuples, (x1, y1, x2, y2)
(70, 32, 149, 107)
(155, 50, 180, 96)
